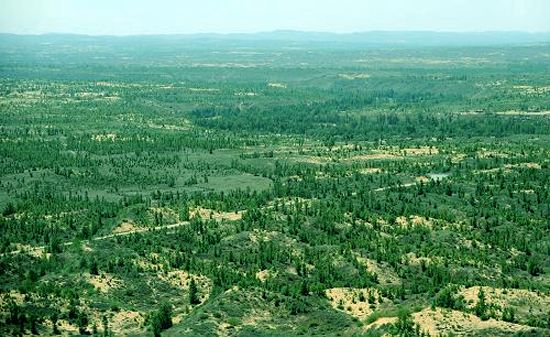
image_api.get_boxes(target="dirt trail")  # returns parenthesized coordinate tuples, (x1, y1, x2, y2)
(3, 221, 190, 257)
(4, 177, 443, 257)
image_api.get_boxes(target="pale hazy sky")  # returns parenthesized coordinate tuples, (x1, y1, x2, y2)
(0, 0, 548, 35)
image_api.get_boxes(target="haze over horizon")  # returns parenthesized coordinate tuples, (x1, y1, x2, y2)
(1, 0, 549, 36)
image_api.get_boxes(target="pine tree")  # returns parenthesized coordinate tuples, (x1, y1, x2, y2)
(189, 278, 200, 305)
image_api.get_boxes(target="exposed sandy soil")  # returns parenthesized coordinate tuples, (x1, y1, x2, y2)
(150, 206, 180, 223)
(355, 255, 401, 285)
(412, 307, 531, 336)
(395, 215, 434, 229)
(112, 221, 139, 234)
(188, 87, 220, 92)
(512, 85, 550, 95)
(326, 287, 381, 320)
(360, 168, 382, 174)
(460, 286, 550, 314)
(364, 316, 398, 330)
(404, 252, 434, 266)
(339, 73, 371, 80)
(58, 320, 80, 334)
(12, 243, 51, 259)
(85, 272, 122, 293)
(267, 82, 287, 89)
(255, 269, 275, 282)
(190, 207, 243, 222)
(476, 162, 542, 174)
(416, 176, 430, 183)
(91, 133, 117, 142)
(160, 270, 212, 304)
(0, 290, 25, 306)
(402, 147, 439, 155)
(346, 153, 398, 161)
(110, 310, 145, 336)
(498, 110, 550, 116)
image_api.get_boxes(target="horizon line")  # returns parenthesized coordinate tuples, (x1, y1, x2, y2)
(1, 29, 550, 38)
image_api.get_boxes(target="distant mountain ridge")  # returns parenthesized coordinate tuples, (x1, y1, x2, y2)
(1, 30, 550, 46)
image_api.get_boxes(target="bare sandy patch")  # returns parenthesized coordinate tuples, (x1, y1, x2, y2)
(255, 269, 276, 282)
(460, 286, 550, 312)
(359, 168, 382, 174)
(267, 82, 287, 89)
(147, 121, 191, 131)
(496, 110, 550, 116)
(160, 270, 212, 304)
(339, 73, 371, 80)
(347, 153, 398, 161)
(85, 273, 122, 293)
(512, 85, 550, 95)
(112, 221, 139, 234)
(364, 316, 398, 330)
(404, 252, 434, 266)
(92, 133, 117, 142)
(325, 287, 381, 320)
(110, 310, 145, 336)
(416, 176, 430, 183)
(58, 320, 80, 334)
(188, 87, 220, 92)
(190, 207, 243, 222)
(12, 243, 51, 259)
(413, 307, 531, 336)
(355, 256, 401, 285)
(395, 215, 434, 229)
(403, 147, 439, 156)
(234, 92, 259, 96)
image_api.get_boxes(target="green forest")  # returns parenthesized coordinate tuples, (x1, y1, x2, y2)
(0, 34, 549, 336)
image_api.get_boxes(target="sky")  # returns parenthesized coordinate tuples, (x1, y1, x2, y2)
(0, 0, 549, 35)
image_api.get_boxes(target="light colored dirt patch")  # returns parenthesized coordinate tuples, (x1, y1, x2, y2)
(476, 162, 542, 174)
(242, 309, 272, 326)
(339, 73, 370, 80)
(297, 156, 331, 164)
(190, 207, 243, 222)
(112, 221, 139, 234)
(188, 87, 220, 92)
(85, 273, 122, 293)
(365, 316, 398, 330)
(460, 286, 550, 312)
(496, 110, 550, 116)
(416, 176, 430, 183)
(326, 288, 381, 320)
(13, 243, 50, 259)
(355, 256, 401, 285)
(147, 121, 191, 131)
(0, 290, 25, 306)
(517, 162, 541, 169)
(234, 91, 258, 96)
(160, 270, 212, 304)
(512, 85, 550, 95)
(267, 82, 287, 89)
(360, 168, 382, 174)
(347, 153, 399, 161)
(395, 215, 434, 229)
(58, 320, 80, 334)
(413, 307, 530, 336)
(149, 206, 180, 223)
(133, 255, 165, 272)
(91, 133, 117, 142)
(255, 269, 276, 282)
(404, 252, 434, 266)
(82, 243, 93, 252)
(110, 310, 144, 336)
(403, 147, 439, 155)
